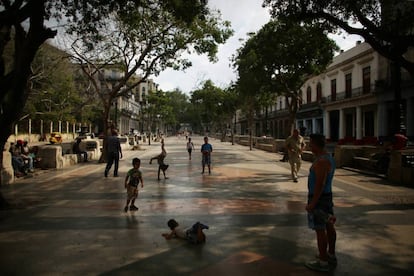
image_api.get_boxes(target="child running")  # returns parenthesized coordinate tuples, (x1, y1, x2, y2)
(124, 158, 144, 212)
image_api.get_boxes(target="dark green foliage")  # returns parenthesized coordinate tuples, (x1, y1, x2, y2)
(262, 0, 414, 77)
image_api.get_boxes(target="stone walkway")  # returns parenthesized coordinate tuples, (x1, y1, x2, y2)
(1, 136, 413, 275)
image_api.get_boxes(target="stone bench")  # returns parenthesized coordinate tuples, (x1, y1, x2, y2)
(238, 139, 250, 146)
(36, 140, 100, 169)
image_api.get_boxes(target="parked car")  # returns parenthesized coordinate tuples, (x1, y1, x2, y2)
(49, 132, 62, 144)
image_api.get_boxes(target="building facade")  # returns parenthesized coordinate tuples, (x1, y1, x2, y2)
(236, 41, 414, 143)
(299, 41, 413, 143)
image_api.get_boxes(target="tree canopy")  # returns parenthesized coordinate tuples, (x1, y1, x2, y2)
(234, 19, 338, 136)
(262, 0, 414, 77)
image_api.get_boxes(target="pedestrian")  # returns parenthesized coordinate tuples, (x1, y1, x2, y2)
(161, 219, 209, 244)
(149, 139, 168, 180)
(305, 134, 337, 272)
(201, 136, 212, 174)
(123, 158, 144, 212)
(16, 140, 34, 173)
(186, 137, 195, 160)
(9, 142, 27, 177)
(285, 128, 305, 182)
(104, 129, 123, 177)
(72, 138, 88, 162)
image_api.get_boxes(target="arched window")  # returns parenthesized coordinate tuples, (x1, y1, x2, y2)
(307, 86, 312, 103)
(316, 83, 322, 101)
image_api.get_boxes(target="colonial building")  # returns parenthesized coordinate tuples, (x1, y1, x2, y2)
(236, 41, 414, 143)
(78, 65, 159, 135)
(113, 74, 158, 135)
(299, 41, 413, 143)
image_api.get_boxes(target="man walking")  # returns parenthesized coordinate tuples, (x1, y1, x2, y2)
(105, 129, 123, 177)
(285, 128, 305, 182)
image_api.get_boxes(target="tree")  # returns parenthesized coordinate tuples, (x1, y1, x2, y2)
(24, 44, 81, 125)
(164, 89, 191, 132)
(234, 19, 338, 142)
(146, 90, 174, 137)
(262, 0, 414, 77)
(0, 0, 231, 205)
(190, 80, 228, 134)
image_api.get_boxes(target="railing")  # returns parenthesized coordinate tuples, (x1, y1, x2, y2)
(323, 84, 376, 103)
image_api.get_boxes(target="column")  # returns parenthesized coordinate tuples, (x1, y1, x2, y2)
(356, 106, 362, 139)
(324, 110, 330, 140)
(312, 118, 317, 134)
(339, 109, 345, 140)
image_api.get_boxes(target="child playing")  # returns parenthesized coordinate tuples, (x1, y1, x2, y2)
(124, 158, 144, 212)
(149, 139, 169, 180)
(162, 219, 209, 244)
(186, 137, 195, 160)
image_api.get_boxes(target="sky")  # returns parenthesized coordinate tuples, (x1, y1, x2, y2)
(153, 0, 363, 94)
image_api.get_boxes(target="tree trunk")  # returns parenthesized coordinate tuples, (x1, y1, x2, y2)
(0, 1, 57, 207)
(98, 104, 111, 163)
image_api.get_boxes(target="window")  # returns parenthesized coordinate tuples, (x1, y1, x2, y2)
(331, 79, 336, 101)
(316, 83, 322, 101)
(345, 73, 352, 98)
(307, 87, 312, 103)
(363, 66, 371, 94)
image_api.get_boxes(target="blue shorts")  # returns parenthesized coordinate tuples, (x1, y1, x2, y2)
(202, 154, 211, 165)
(307, 193, 334, 230)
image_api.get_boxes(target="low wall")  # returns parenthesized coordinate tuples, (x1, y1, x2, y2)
(334, 145, 380, 168)
(8, 133, 77, 144)
(2, 139, 102, 184)
(388, 149, 414, 186)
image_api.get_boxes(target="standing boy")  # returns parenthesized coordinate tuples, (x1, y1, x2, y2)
(305, 134, 337, 272)
(201, 136, 213, 174)
(124, 158, 144, 212)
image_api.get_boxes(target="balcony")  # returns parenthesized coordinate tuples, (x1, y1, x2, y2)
(323, 84, 376, 104)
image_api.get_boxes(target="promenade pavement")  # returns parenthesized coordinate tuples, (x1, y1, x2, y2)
(1, 136, 414, 275)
